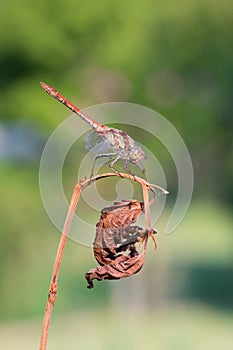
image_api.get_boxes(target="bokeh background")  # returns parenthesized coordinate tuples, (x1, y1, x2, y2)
(0, 0, 232, 349)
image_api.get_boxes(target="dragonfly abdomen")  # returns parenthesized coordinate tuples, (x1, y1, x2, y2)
(40, 82, 106, 133)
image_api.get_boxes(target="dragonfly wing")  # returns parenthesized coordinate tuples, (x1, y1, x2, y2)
(85, 131, 113, 154)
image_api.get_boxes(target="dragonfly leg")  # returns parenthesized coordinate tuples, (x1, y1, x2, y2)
(123, 159, 130, 173)
(139, 164, 146, 176)
(132, 162, 146, 177)
(123, 160, 136, 179)
(109, 156, 121, 175)
(90, 153, 117, 178)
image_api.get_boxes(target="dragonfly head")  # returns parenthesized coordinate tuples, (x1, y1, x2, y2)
(130, 145, 146, 164)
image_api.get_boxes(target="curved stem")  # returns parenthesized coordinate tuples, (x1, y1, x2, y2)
(39, 183, 81, 350)
(39, 171, 167, 349)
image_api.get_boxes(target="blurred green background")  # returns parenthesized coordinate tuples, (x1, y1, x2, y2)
(0, 0, 232, 349)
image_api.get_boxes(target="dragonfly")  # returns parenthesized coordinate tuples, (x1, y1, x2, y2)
(40, 82, 146, 177)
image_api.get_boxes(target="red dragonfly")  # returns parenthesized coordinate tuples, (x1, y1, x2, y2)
(40, 82, 146, 176)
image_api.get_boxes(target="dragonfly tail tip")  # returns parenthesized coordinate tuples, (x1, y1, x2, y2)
(40, 81, 46, 89)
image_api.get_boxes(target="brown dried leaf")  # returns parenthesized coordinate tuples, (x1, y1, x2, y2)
(93, 225, 148, 266)
(85, 251, 146, 289)
(93, 200, 144, 265)
(99, 200, 144, 228)
(85, 199, 157, 288)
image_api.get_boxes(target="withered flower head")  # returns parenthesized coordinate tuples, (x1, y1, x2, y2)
(85, 199, 157, 288)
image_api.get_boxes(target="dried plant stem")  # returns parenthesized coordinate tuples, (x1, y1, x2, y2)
(39, 172, 167, 350)
(39, 182, 82, 350)
(142, 183, 150, 229)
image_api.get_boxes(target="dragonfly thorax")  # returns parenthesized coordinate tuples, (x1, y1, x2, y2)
(103, 128, 145, 164)
(128, 144, 146, 164)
